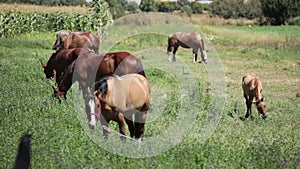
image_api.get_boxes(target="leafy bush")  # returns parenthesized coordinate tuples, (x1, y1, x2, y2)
(260, 0, 300, 25)
(0, 0, 112, 38)
(181, 5, 192, 17)
(191, 2, 203, 14)
(140, 0, 157, 12)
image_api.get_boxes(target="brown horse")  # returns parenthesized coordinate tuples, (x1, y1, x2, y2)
(41, 47, 94, 85)
(87, 74, 151, 141)
(52, 51, 146, 100)
(242, 72, 267, 119)
(167, 32, 207, 63)
(53, 30, 100, 53)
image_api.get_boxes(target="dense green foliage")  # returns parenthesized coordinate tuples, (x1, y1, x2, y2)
(0, 23, 299, 168)
(139, 0, 157, 12)
(0, 12, 94, 38)
(210, 0, 300, 25)
(210, 0, 262, 19)
(260, 0, 300, 25)
(0, 0, 112, 38)
(0, 0, 87, 6)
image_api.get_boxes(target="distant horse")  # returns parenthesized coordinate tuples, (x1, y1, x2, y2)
(52, 51, 146, 100)
(87, 74, 151, 141)
(167, 32, 207, 63)
(41, 47, 94, 85)
(52, 30, 100, 53)
(242, 72, 267, 119)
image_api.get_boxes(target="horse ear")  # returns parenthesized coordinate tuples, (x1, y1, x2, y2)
(52, 86, 58, 92)
(40, 60, 47, 68)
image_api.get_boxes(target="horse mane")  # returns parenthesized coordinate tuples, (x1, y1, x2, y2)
(47, 51, 59, 66)
(92, 74, 114, 98)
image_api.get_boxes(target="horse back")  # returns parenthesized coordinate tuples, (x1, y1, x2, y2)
(242, 73, 262, 96)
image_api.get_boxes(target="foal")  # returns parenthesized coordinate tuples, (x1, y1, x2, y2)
(242, 72, 267, 119)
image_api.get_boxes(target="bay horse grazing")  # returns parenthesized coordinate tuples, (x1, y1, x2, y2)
(87, 74, 151, 141)
(41, 47, 94, 85)
(52, 51, 146, 100)
(167, 32, 208, 63)
(242, 72, 267, 119)
(53, 30, 100, 53)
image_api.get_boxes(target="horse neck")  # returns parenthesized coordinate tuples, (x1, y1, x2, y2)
(58, 68, 74, 93)
(199, 39, 205, 53)
(255, 79, 262, 100)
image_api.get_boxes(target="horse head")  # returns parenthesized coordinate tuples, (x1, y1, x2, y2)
(86, 92, 102, 130)
(52, 30, 72, 51)
(41, 59, 56, 79)
(255, 97, 266, 118)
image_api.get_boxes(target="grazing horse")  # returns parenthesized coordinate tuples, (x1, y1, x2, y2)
(53, 30, 100, 53)
(242, 72, 267, 119)
(87, 74, 151, 141)
(41, 47, 94, 85)
(13, 133, 32, 169)
(52, 51, 146, 100)
(167, 32, 207, 63)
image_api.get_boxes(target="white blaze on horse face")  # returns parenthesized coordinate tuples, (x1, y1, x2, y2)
(88, 99, 97, 127)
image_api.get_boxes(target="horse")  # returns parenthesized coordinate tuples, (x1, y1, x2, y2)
(52, 51, 146, 101)
(41, 47, 94, 85)
(87, 74, 151, 141)
(167, 32, 208, 63)
(242, 72, 267, 119)
(52, 30, 100, 53)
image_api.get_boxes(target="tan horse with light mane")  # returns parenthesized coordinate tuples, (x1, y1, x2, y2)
(87, 74, 151, 141)
(242, 72, 267, 119)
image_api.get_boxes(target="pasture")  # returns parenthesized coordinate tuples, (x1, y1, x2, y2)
(0, 15, 300, 168)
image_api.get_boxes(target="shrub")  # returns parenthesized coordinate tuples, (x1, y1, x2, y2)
(191, 2, 203, 14)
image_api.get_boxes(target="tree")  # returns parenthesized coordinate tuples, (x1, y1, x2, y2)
(139, 0, 157, 12)
(126, 1, 139, 13)
(105, 0, 127, 19)
(191, 2, 203, 14)
(260, 0, 300, 25)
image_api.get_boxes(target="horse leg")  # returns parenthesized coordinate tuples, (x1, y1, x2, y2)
(125, 115, 134, 138)
(245, 95, 254, 119)
(193, 48, 198, 63)
(172, 46, 178, 62)
(117, 112, 126, 141)
(134, 112, 147, 141)
(244, 94, 250, 118)
(99, 116, 109, 140)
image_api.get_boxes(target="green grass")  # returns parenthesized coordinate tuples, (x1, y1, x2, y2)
(0, 24, 300, 168)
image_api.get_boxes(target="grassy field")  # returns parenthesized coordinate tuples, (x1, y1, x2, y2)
(0, 17, 300, 168)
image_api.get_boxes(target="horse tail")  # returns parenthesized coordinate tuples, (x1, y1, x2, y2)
(167, 35, 173, 53)
(136, 59, 147, 78)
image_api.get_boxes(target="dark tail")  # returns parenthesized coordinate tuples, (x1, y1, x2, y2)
(13, 133, 32, 169)
(136, 59, 146, 78)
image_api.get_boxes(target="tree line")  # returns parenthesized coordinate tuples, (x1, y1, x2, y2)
(1, 0, 299, 25)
